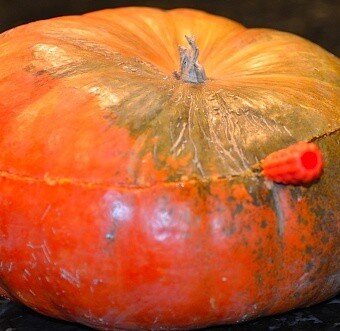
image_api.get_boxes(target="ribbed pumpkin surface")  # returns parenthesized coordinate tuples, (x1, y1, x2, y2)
(0, 7, 339, 330)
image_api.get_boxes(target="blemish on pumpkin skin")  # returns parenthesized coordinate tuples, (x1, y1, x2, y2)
(241, 238, 249, 247)
(227, 196, 236, 203)
(266, 233, 274, 241)
(35, 69, 48, 76)
(105, 233, 115, 240)
(305, 262, 315, 272)
(309, 277, 317, 284)
(255, 273, 263, 285)
(211, 217, 236, 237)
(197, 181, 212, 198)
(232, 204, 244, 218)
(305, 245, 313, 255)
(254, 247, 264, 260)
(60, 269, 81, 288)
(246, 183, 271, 207)
(3, 262, 13, 273)
(92, 279, 104, 286)
(289, 186, 304, 202)
(27, 241, 51, 264)
(210, 297, 217, 311)
(222, 222, 237, 237)
(40, 204, 51, 221)
(244, 224, 252, 232)
(268, 257, 275, 264)
(260, 220, 268, 228)
(297, 215, 308, 225)
(23, 269, 31, 281)
(321, 236, 329, 244)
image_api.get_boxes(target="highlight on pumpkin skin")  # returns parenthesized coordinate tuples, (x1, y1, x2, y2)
(261, 142, 323, 185)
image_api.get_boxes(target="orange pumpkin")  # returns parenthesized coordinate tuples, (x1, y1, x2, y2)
(0, 7, 339, 330)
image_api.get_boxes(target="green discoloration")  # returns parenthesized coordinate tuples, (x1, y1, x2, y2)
(28, 34, 340, 184)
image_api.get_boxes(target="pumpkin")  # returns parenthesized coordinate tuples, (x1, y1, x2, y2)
(0, 7, 339, 330)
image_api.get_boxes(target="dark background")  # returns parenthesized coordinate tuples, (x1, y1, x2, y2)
(0, 0, 339, 330)
(0, 0, 339, 55)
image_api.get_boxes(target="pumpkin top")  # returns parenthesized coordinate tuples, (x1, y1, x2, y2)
(0, 7, 339, 188)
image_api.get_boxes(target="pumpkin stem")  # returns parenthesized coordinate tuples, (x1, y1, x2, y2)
(174, 36, 206, 84)
(261, 142, 323, 185)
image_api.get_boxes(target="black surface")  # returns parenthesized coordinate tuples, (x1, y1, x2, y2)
(0, 296, 339, 330)
(0, 0, 339, 330)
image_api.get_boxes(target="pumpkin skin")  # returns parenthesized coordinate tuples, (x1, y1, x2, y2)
(0, 6, 339, 330)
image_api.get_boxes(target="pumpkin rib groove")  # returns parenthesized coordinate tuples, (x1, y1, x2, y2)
(0, 169, 258, 191)
(0, 128, 337, 191)
(309, 127, 340, 142)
